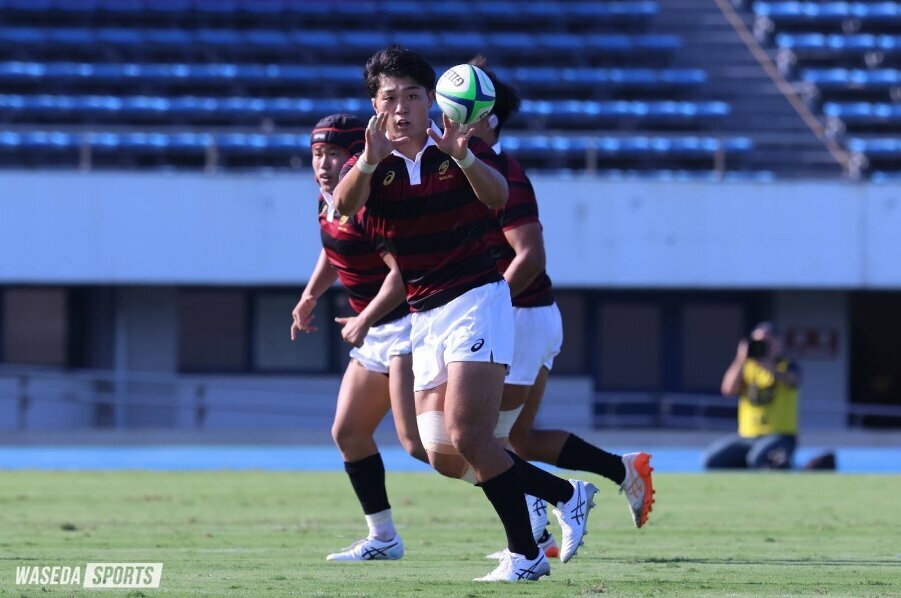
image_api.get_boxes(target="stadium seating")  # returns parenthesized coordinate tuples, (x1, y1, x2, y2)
(747, 0, 901, 177)
(0, 0, 751, 173)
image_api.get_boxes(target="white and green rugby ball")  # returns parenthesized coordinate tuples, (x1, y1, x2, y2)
(435, 64, 496, 125)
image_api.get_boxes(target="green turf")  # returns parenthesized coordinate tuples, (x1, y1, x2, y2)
(1, 471, 900, 597)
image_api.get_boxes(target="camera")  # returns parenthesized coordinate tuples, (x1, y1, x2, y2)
(747, 339, 769, 359)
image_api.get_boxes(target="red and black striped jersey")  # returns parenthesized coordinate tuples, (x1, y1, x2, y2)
(318, 194, 409, 326)
(485, 151, 554, 308)
(341, 136, 502, 312)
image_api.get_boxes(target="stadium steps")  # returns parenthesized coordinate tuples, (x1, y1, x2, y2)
(655, 0, 844, 177)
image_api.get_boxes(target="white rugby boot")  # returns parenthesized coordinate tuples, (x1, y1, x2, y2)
(486, 494, 552, 559)
(527, 494, 548, 541)
(473, 549, 550, 582)
(552, 479, 598, 563)
(325, 535, 404, 561)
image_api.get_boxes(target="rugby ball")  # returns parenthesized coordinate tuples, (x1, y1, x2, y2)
(435, 64, 496, 125)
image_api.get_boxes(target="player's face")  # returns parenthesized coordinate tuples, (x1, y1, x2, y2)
(311, 143, 348, 194)
(371, 75, 434, 140)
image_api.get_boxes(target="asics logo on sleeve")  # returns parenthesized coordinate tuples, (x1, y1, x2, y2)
(471, 339, 485, 352)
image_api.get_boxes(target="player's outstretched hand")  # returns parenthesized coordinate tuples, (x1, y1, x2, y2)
(428, 113, 475, 161)
(334, 316, 369, 348)
(290, 295, 317, 340)
(362, 112, 410, 165)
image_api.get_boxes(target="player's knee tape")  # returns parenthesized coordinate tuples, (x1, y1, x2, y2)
(418, 411, 480, 484)
(416, 410, 457, 455)
(458, 465, 478, 485)
(494, 406, 523, 441)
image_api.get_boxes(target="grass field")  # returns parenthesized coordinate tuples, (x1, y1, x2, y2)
(1, 471, 900, 597)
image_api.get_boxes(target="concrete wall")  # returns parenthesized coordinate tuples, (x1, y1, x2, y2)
(773, 291, 848, 430)
(1, 171, 899, 288)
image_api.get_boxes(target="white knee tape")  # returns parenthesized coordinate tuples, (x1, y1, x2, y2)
(494, 406, 523, 440)
(458, 465, 478, 485)
(417, 411, 454, 453)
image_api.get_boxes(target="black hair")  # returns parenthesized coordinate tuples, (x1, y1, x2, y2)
(364, 44, 436, 98)
(482, 69, 521, 139)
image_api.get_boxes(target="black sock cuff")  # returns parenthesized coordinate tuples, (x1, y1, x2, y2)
(480, 463, 521, 495)
(557, 434, 580, 466)
(344, 452, 390, 515)
(344, 452, 385, 474)
(557, 434, 626, 486)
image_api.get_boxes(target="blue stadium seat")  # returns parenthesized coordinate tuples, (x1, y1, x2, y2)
(824, 102, 901, 121)
(289, 30, 339, 49)
(99, 0, 143, 14)
(85, 132, 121, 150)
(0, 62, 45, 80)
(217, 133, 268, 152)
(777, 33, 901, 52)
(95, 28, 143, 46)
(756, 1, 901, 22)
(0, 28, 47, 44)
(196, 29, 242, 47)
(145, 0, 191, 15)
(194, 0, 240, 15)
(119, 132, 169, 151)
(144, 29, 192, 47)
(847, 137, 901, 155)
(392, 31, 440, 49)
(437, 31, 488, 51)
(49, 28, 96, 45)
(120, 96, 166, 115)
(50, 0, 97, 12)
(802, 68, 900, 87)
(489, 32, 536, 51)
(2, 0, 53, 12)
(240, 0, 286, 16)
(338, 30, 390, 50)
(0, 131, 23, 149)
(168, 132, 213, 151)
(21, 131, 75, 150)
(244, 29, 290, 48)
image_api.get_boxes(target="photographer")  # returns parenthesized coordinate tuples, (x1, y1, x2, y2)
(704, 322, 801, 470)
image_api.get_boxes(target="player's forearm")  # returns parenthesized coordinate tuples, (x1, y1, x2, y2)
(720, 361, 744, 397)
(332, 166, 372, 215)
(503, 251, 543, 298)
(357, 268, 406, 327)
(302, 249, 338, 300)
(460, 158, 508, 209)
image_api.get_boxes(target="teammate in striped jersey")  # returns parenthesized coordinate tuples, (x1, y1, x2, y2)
(468, 70, 656, 556)
(333, 45, 598, 582)
(291, 114, 427, 563)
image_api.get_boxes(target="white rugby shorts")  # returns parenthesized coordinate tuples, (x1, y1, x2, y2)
(410, 280, 514, 391)
(506, 303, 563, 386)
(349, 314, 412, 374)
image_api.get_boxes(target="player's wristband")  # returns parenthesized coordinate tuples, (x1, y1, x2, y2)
(453, 148, 476, 170)
(356, 156, 378, 174)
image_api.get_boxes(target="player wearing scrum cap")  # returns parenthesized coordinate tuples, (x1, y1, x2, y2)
(291, 114, 428, 562)
(465, 67, 657, 558)
(333, 45, 598, 582)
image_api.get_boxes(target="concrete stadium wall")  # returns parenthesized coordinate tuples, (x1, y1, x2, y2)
(1, 171, 899, 288)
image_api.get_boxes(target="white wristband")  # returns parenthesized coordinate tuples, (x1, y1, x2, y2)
(356, 156, 377, 174)
(453, 148, 476, 170)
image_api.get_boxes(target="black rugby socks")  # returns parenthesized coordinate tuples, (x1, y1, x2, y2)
(480, 465, 540, 559)
(556, 434, 626, 486)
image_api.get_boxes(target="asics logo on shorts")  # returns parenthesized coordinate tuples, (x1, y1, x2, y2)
(471, 339, 485, 352)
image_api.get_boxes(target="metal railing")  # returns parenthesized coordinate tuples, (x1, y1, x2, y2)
(3, 366, 900, 431)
